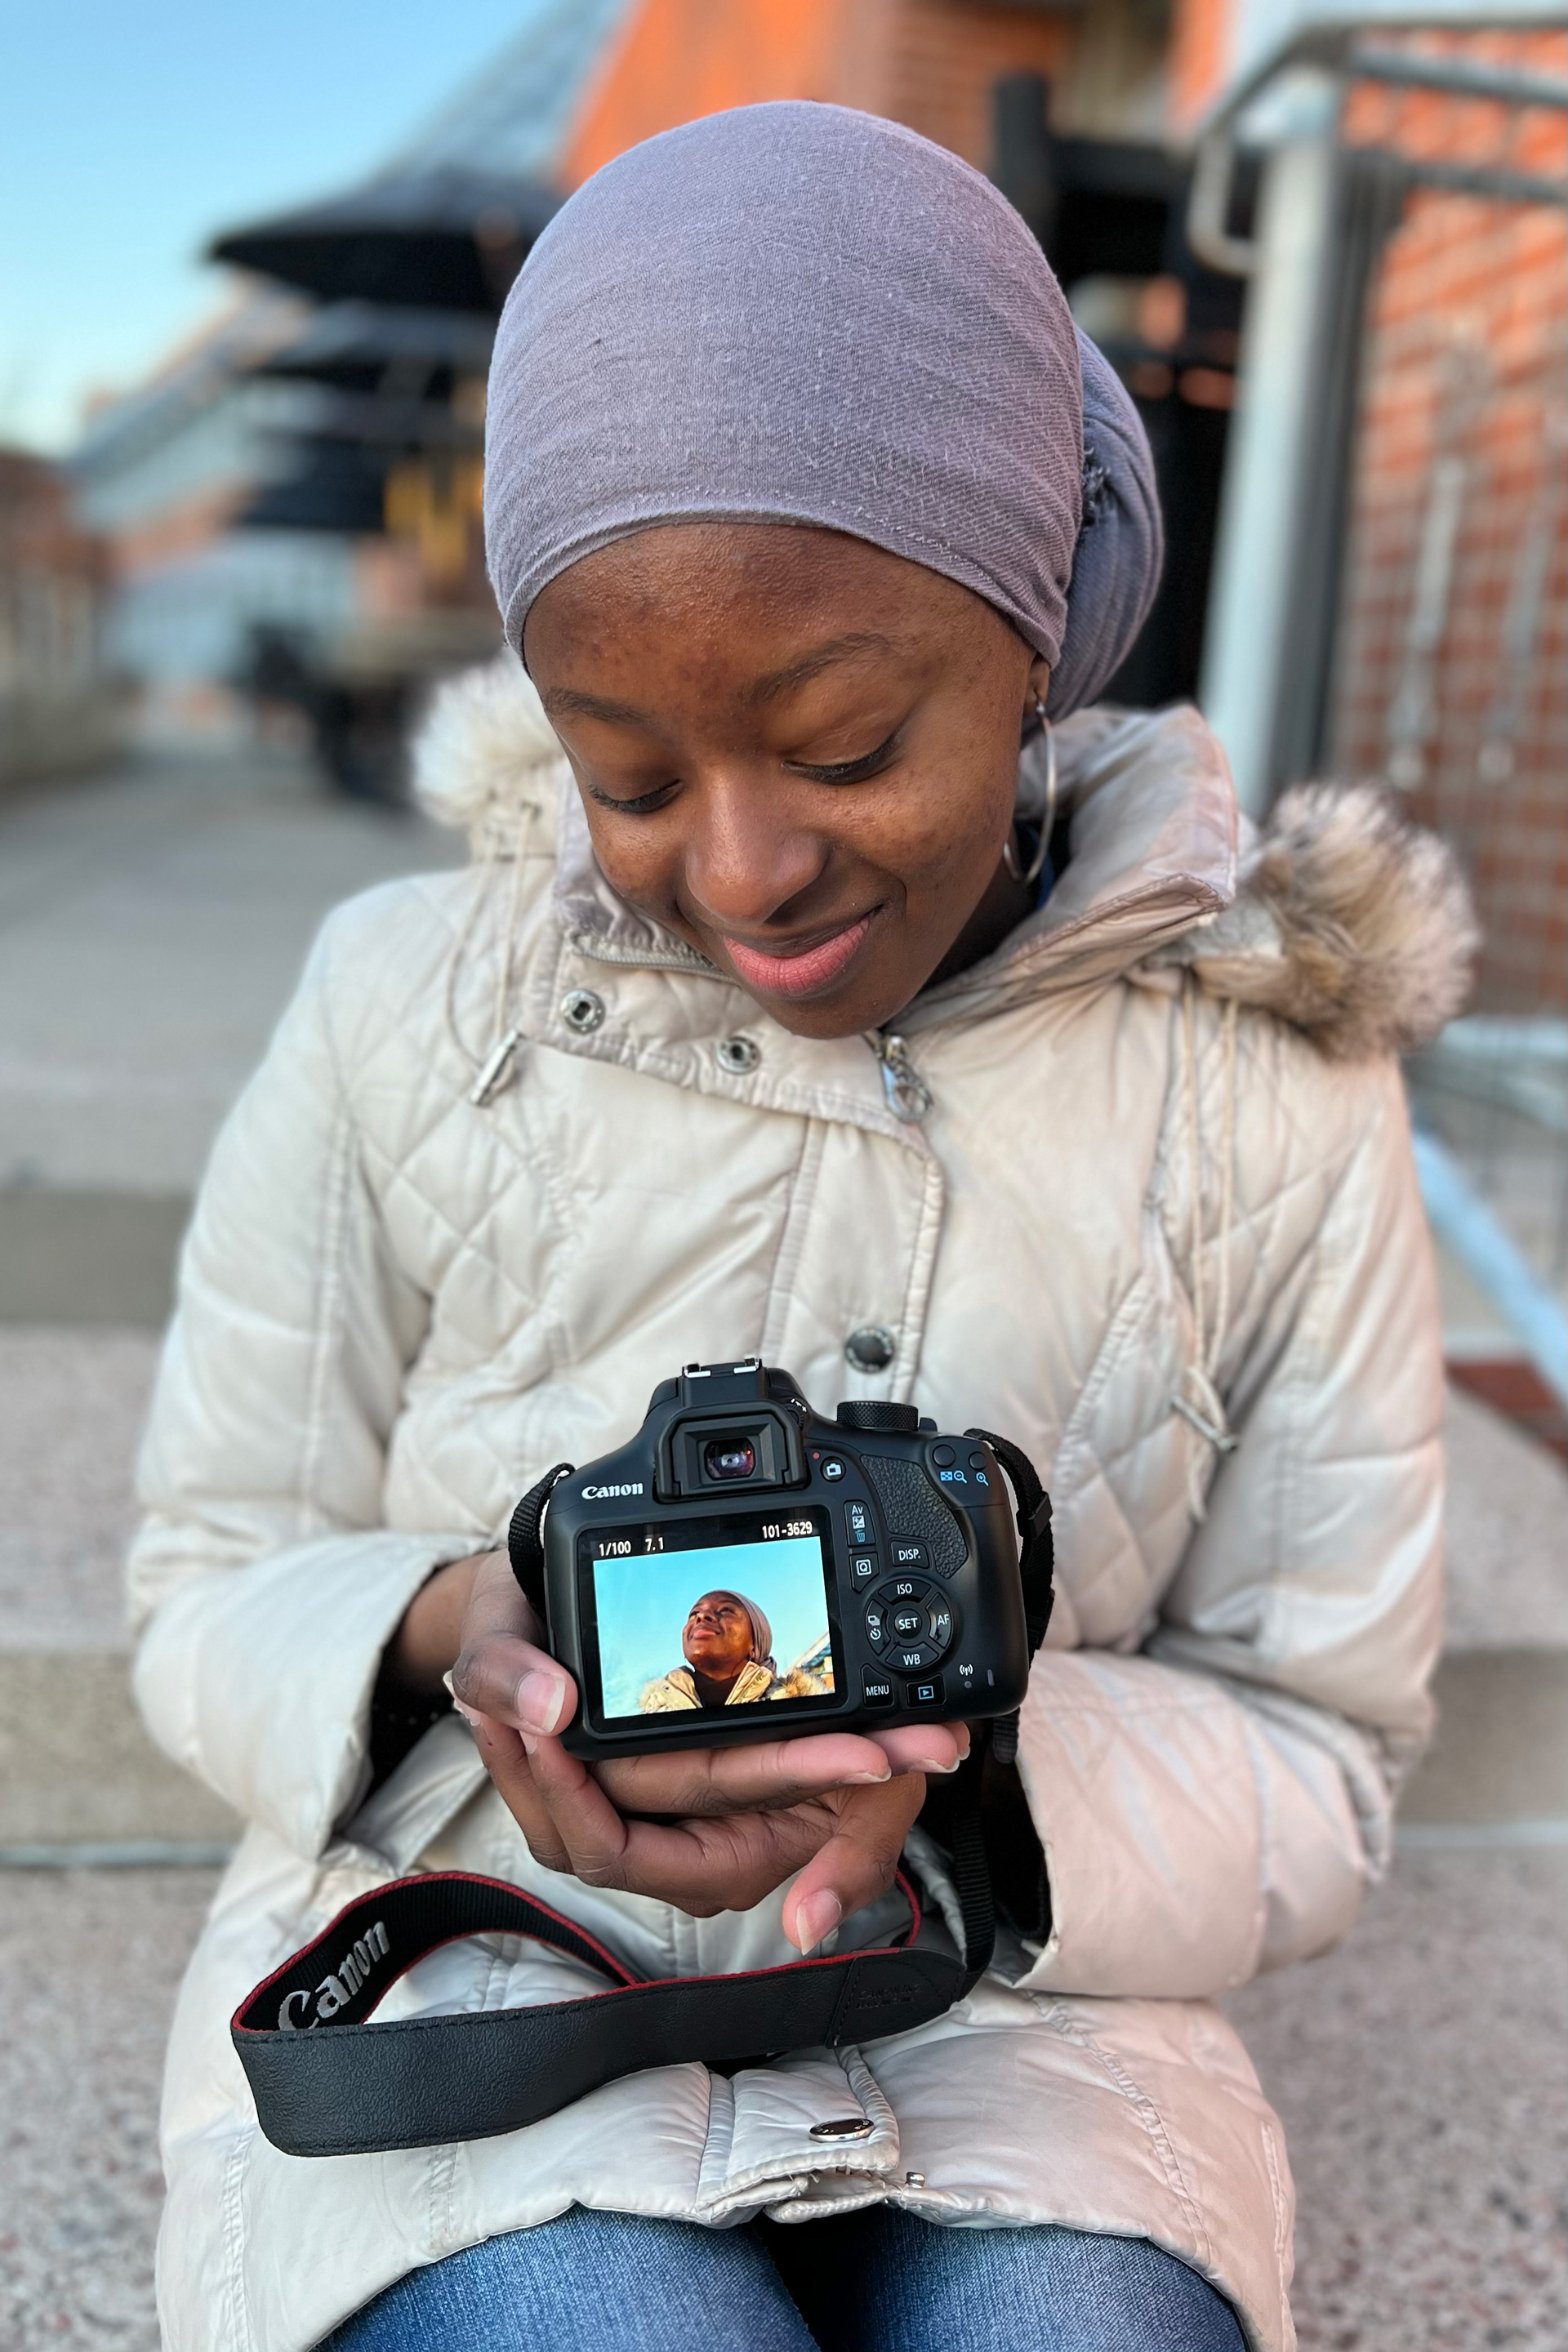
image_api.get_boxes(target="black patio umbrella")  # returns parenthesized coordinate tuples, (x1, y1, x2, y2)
(252, 301, 497, 393)
(210, 167, 561, 314)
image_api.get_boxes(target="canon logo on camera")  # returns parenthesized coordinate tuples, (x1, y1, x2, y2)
(581, 1481, 645, 1499)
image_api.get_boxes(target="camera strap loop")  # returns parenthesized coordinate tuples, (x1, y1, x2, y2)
(506, 1462, 575, 1617)
(231, 1866, 982, 2160)
(964, 1428, 1054, 1654)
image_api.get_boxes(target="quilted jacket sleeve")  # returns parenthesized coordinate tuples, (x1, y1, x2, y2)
(127, 906, 479, 1858)
(1010, 1052, 1444, 2000)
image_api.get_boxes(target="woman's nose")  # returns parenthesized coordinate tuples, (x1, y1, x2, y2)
(683, 773, 825, 931)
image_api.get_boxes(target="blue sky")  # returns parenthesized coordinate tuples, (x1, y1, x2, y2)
(0, 0, 555, 451)
(594, 1537, 834, 1718)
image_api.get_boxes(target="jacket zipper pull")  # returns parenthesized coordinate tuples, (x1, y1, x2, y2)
(866, 1031, 932, 1122)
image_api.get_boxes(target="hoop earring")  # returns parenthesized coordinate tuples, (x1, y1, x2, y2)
(1003, 701, 1055, 889)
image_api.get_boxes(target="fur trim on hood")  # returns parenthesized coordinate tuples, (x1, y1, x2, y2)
(1174, 784, 1479, 1062)
(412, 656, 1475, 1061)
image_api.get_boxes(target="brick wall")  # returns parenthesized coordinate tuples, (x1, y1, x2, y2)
(562, 0, 1085, 188)
(1330, 33, 1567, 1013)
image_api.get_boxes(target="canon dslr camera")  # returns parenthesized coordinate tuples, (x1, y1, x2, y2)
(507, 1358, 1046, 1760)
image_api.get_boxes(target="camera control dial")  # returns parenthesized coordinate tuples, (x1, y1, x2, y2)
(863, 1576, 958, 1671)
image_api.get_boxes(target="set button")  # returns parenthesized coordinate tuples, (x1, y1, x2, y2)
(862, 1576, 959, 1671)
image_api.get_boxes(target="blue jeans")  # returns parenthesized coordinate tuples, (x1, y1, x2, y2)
(323, 2200, 1247, 2351)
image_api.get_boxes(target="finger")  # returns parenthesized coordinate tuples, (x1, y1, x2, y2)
(460, 1711, 573, 1873)
(597, 1732, 896, 1820)
(866, 1721, 970, 1777)
(525, 1739, 840, 1913)
(780, 1777, 929, 1953)
(452, 1628, 578, 1736)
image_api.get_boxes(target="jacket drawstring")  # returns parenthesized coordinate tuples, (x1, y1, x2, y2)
(1172, 980, 1239, 1518)
(443, 802, 536, 1107)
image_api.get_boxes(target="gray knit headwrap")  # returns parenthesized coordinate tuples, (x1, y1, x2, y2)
(486, 101, 1160, 717)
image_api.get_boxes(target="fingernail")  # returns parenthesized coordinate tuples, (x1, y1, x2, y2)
(451, 1695, 483, 1728)
(514, 1669, 567, 1734)
(796, 1891, 842, 1953)
(912, 1753, 960, 1775)
(844, 1767, 891, 1785)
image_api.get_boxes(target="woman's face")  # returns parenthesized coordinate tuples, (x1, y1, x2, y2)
(681, 1592, 755, 1682)
(524, 523, 1048, 1039)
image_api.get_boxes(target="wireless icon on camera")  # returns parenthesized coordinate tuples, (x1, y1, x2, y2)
(507, 1358, 1053, 1759)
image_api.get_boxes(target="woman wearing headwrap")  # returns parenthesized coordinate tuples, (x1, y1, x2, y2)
(639, 1588, 825, 1711)
(130, 103, 1469, 2352)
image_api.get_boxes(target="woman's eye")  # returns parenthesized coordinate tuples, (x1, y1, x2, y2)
(786, 728, 901, 784)
(585, 778, 679, 814)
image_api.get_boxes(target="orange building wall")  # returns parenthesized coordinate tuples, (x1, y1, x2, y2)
(1165, 0, 1233, 132)
(879, 0, 1075, 167)
(563, 0, 1082, 189)
(563, 0, 849, 188)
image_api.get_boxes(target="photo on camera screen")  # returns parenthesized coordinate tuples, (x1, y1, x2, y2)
(591, 1526, 835, 1720)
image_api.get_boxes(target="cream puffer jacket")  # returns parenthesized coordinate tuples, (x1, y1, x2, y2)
(128, 662, 1471, 2352)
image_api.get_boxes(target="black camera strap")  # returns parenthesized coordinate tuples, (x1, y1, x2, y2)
(233, 1440, 1052, 2159)
(233, 1840, 991, 2158)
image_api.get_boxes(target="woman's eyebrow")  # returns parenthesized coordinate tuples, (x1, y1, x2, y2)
(541, 685, 651, 726)
(747, 631, 898, 706)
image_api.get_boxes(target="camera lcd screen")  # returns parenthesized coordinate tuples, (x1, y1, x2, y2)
(583, 1510, 838, 1722)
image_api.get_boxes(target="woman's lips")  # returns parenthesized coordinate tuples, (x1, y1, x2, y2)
(720, 913, 874, 1000)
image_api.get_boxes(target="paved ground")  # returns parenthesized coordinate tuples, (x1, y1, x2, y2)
(0, 751, 459, 1198)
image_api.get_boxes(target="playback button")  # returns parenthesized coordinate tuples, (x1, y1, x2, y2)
(903, 1674, 946, 1711)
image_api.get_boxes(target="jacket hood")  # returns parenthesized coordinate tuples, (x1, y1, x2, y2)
(413, 654, 1475, 1060)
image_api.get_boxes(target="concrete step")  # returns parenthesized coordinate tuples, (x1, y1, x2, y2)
(0, 1652, 237, 1851)
(1399, 1648, 1567, 1832)
(0, 1646, 1561, 1860)
(0, 1189, 189, 1328)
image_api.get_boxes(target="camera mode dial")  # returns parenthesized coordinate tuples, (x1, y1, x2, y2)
(835, 1399, 920, 1433)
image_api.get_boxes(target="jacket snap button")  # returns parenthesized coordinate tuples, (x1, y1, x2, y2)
(715, 1035, 760, 1074)
(560, 988, 606, 1035)
(844, 1325, 896, 1373)
(809, 2116, 874, 2140)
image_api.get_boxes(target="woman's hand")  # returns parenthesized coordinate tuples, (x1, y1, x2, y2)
(444, 1548, 967, 1951)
